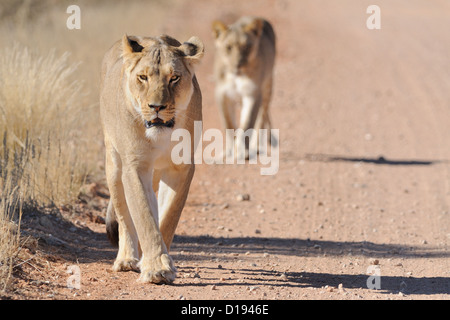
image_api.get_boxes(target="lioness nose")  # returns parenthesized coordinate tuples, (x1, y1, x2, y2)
(149, 104, 167, 112)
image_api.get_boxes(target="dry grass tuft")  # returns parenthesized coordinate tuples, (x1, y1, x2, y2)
(0, 43, 88, 206)
(0, 43, 91, 293)
(0, 197, 21, 292)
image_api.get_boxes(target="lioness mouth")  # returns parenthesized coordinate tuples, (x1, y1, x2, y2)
(144, 117, 175, 129)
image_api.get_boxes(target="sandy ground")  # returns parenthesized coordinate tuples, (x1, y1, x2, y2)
(3, 0, 450, 301)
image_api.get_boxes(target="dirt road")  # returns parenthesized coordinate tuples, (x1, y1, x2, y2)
(7, 0, 450, 300)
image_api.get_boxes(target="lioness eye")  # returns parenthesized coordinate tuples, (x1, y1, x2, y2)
(170, 75, 180, 83)
(138, 74, 147, 81)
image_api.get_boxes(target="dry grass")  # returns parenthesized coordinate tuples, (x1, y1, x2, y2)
(0, 43, 88, 207)
(0, 183, 22, 292)
(0, 43, 91, 293)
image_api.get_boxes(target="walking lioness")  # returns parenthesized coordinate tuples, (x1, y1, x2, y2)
(212, 16, 276, 160)
(100, 34, 204, 284)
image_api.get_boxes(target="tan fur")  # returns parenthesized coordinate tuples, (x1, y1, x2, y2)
(100, 34, 204, 284)
(212, 16, 276, 159)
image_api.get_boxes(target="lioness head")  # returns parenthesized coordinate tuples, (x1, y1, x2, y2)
(212, 18, 264, 74)
(121, 35, 204, 133)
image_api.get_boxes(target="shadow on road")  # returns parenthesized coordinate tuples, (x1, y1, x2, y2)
(172, 235, 449, 259)
(303, 153, 448, 166)
(172, 235, 450, 295)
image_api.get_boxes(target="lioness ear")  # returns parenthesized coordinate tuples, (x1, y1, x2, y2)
(122, 35, 144, 55)
(244, 18, 264, 37)
(180, 36, 205, 66)
(212, 20, 228, 39)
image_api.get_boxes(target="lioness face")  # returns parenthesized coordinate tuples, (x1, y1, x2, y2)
(122, 36, 204, 134)
(213, 19, 263, 74)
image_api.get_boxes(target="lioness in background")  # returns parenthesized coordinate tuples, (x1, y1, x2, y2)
(100, 34, 204, 284)
(212, 16, 276, 160)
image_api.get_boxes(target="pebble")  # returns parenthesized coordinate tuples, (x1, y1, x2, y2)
(94, 215, 105, 224)
(236, 193, 250, 201)
(371, 259, 379, 265)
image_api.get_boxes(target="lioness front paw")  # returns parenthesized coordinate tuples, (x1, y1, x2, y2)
(138, 253, 176, 284)
(112, 258, 139, 272)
